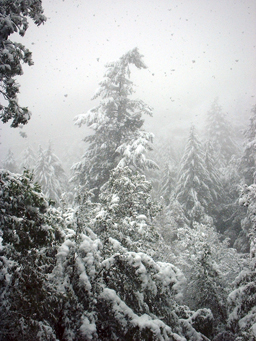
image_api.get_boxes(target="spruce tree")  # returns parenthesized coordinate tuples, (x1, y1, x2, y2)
(0, 0, 46, 127)
(217, 157, 247, 249)
(0, 170, 63, 340)
(95, 166, 161, 256)
(185, 245, 227, 334)
(20, 145, 36, 171)
(160, 161, 178, 206)
(205, 98, 238, 166)
(220, 184, 256, 340)
(175, 126, 213, 224)
(71, 48, 157, 200)
(34, 145, 67, 206)
(2, 148, 18, 173)
(51, 172, 212, 340)
(240, 104, 256, 185)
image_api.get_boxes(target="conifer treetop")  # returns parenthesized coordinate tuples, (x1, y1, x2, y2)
(72, 48, 156, 195)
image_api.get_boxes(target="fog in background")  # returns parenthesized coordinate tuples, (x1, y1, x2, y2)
(1, 0, 256, 171)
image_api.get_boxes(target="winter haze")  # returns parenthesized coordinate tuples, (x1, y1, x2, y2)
(0, 0, 255, 167)
(2, 1, 256, 339)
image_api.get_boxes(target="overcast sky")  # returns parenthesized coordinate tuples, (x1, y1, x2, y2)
(1, 0, 256, 167)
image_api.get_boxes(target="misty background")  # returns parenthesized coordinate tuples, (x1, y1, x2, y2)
(1, 0, 256, 171)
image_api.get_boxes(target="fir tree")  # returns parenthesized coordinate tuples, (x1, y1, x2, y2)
(34, 145, 67, 206)
(204, 140, 222, 202)
(225, 267, 256, 340)
(145, 136, 180, 203)
(71, 48, 157, 200)
(205, 98, 238, 166)
(240, 104, 256, 185)
(95, 166, 161, 256)
(216, 157, 247, 250)
(160, 161, 178, 206)
(0, 169, 64, 340)
(170, 222, 246, 338)
(175, 126, 213, 224)
(217, 184, 256, 339)
(239, 183, 256, 256)
(2, 148, 18, 173)
(0, 0, 46, 127)
(50, 185, 212, 341)
(20, 145, 36, 171)
(185, 245, 227, 334)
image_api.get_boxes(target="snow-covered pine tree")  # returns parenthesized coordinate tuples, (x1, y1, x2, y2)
(184, 244, 227, 334)
(0, 169, 64, 340)
(71, 48, 157, 200)
(203, 140, 228, 228)
(20, 145, 36, 171)
(51, 186, 213, 341)
(225, 266, 256, 341)
(94, 166, 161, 256)
(44, 144, 67, 188)
(172, 221, 248, 338)
(0, 0, 46, 127)
(215, 156, 247, 250)
(34, 144, 67, 206)
(204, 140, 222, 202)
(240, 104, 256, 185)
(2, 148, 18, 173)
(160, 161, 178, 206)
(205, 98, 238, 166)
(239, 183, 256, 257)
(175, 125, 213, 224)
(217, 184, 256, 340)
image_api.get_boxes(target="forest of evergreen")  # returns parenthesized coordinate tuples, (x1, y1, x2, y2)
(1, 2, 256, 341)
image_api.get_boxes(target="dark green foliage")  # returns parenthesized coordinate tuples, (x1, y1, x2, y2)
(184, 244, 227, 336)
(214, 157, 247, 249)
(0, 170, 56, 251)
(0, 0, 46, 127)
(226, 268, 256, 340)
(0, 170, 63, 340)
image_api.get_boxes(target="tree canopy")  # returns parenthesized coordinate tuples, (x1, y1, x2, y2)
(71, 47, 157, 200)
(0, 0, 46, 127)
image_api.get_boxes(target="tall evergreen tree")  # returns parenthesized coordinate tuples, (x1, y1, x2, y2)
(185, 244, 227, 333)
(20, 145, 36, 171)
(0, 0, 46, 127)
(223, 183, 256, 340)
(50, 170, 212, 341)
(204, 140, 222, 201)
(217, 157, 247, 250)
(145, 136, 181, 203)
(2, 148, 18, 173)
(34, 145, 67, 206)
(205, 98, 238, 166)
(71, 48, 157, 200)
(96, 166, 161, 255)
(175, 126, 213, 224)
(240, 104, 256, 185)
(0, 170, 63, 340)
(160, 162, 177, 206)
(239, 183, 256, 254)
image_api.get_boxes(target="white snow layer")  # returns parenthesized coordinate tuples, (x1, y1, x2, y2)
(100, 288, 185, 341)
